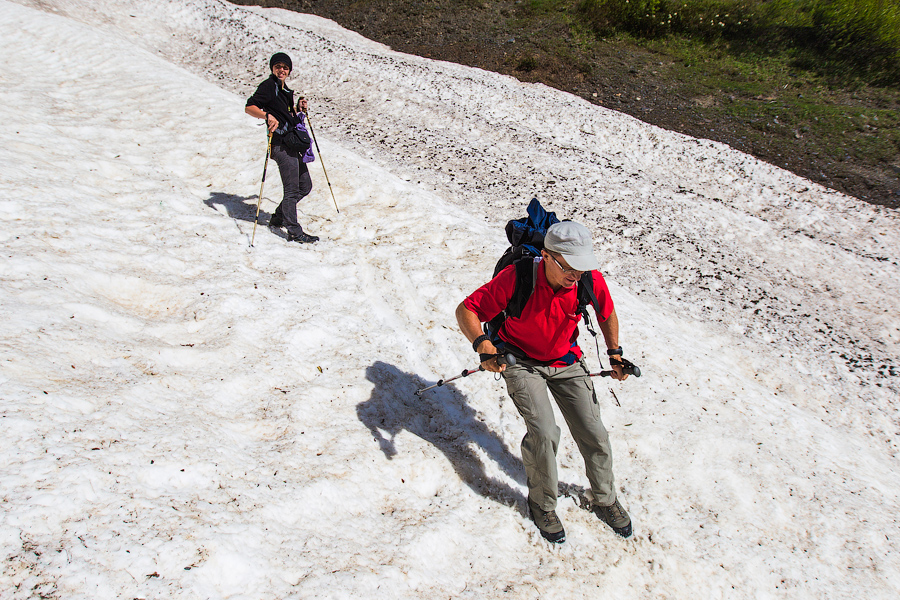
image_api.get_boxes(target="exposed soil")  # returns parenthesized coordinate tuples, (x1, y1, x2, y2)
(234, 0, 900, 209)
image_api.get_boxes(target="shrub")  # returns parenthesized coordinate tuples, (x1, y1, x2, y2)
(577, 0, 756, 39)
(811, 0, 900, 68)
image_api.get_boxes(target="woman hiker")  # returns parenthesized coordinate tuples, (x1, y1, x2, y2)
(245, 52, 319, 244)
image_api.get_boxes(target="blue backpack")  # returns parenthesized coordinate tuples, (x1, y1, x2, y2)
(484, 198, 603, 360)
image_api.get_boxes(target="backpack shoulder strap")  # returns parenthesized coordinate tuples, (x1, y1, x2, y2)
(484, 256, 541, 341)
(576, 271, 603, 339)
(506, 257, 538, 320)
(577, 271, 600, 313)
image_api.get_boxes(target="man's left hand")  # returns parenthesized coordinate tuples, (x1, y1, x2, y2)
(609, 356, 629, 381)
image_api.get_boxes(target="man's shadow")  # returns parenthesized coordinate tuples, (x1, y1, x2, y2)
(204, 192, 288, 239)
(358, 361, 527, 512)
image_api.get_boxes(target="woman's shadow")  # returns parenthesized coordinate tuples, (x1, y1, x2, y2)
(204, 192, 259, 223)
(204, 192, 288, 239)
(358, 361, 528, 513)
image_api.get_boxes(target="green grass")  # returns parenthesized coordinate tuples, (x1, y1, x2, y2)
(509, 0, 900, 167)
(575, 0, 900, 85)
(522, 0, 899, 187)
(515, 0, 900, 187)
(636, 33, 900, 167)
(722, 91, 900, 164)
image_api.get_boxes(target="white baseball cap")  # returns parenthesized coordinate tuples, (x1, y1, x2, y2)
(543, 221, 600, 272)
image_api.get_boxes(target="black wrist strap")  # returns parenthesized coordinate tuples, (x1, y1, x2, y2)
(479, 353, 498, 364)
(472, 334, 491, 352)
(606, 347, 623, 356)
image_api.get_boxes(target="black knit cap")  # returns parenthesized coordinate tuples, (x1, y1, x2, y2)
(269, 52, 292, 71)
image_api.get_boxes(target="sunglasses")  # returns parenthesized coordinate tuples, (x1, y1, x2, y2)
(548, 253, 583, 276)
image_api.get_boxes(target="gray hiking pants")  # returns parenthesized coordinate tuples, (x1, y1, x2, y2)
(502, 358, 616, 511)
(270, 142, 312, 237)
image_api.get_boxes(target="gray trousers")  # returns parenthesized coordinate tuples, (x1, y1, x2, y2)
(270, 142, 312, 237)
(502, 358, 616, 511)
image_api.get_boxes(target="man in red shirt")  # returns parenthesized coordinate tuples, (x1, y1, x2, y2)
(456, 221, 632, 543)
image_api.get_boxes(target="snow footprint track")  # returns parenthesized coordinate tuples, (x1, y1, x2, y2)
(354, 249, 426, 367)
(348, 221, 469, 376)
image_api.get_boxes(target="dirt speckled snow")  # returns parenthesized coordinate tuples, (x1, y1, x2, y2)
(1, 0, 898, 598)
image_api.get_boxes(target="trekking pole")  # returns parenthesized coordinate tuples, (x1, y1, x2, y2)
(303, 108, 340, 214)
(250, 130, 273, 247)
(415, 353, 517, 396)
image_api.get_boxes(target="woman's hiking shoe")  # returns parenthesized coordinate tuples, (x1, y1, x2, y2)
(287, 230, 319, 244)
(528, 499, 566, 544)
(592, 499, 632, 538)
(268, 212, 283, 228)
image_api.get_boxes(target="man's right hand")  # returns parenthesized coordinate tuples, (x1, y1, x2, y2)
(477, 340, 506, 373)
(457, 302, 507, 373)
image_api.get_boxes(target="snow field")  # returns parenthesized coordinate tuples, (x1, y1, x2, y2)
(1, 0, 899, 598)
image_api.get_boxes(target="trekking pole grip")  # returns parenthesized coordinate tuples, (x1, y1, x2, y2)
(479, 353, 516, 367)
(589, 364, 641, 378)
(499, 353, 516, 366)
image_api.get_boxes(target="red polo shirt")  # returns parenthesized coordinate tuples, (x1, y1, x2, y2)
(464, 259, 614, 365)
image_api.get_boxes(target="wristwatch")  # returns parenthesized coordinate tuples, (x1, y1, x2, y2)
(472, 334, 491, 352)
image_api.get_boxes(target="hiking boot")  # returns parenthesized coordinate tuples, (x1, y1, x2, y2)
(528, 499, 566, 544)
(287, 229, 319, 244)
(268, 212, 283, 228)
(592, 499, 632, 538)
